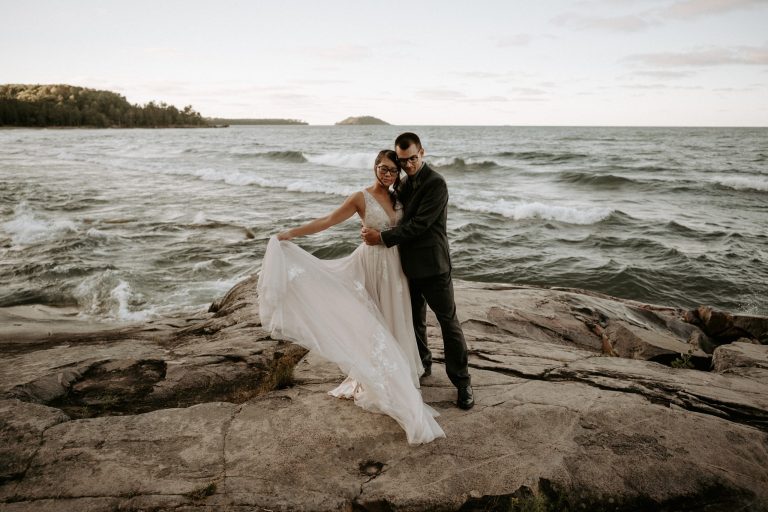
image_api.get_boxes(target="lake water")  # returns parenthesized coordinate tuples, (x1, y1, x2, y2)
(1, 125, 766, 323)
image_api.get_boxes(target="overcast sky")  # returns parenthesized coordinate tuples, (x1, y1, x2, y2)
(2, 0, 767, 125)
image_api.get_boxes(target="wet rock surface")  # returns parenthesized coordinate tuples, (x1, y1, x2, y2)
(1, 277, 767, 511)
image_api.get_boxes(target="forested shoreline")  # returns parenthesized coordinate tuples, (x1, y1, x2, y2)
(206, 118, 307, 125)
(0, 84, 209, 128)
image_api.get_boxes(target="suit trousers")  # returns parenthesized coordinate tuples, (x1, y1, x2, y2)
(408, 271, 471, 388)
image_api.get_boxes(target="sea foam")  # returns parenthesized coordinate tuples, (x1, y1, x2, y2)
(714, 177, 768, 192)
(158, 167, 359, 197)
(456, 199, 614, 225)
(2, 202, 77, 245)
(305, 151, 374, 169)
(74, 270, 154, 322)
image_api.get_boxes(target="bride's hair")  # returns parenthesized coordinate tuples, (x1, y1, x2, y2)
(374, 149, 402, 209)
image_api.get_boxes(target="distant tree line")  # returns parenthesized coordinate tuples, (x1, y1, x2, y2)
(0, 84, 210, 128)
(207, 118, 307, 125)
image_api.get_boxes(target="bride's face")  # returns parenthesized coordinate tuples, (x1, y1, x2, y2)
(375, 156, 399, 187)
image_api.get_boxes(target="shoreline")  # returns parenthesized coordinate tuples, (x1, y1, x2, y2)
(0, 304, 131, 342)
(4, 277, 765, 340)
(1, 276, 766, 509)
(0, 125, 227, 130)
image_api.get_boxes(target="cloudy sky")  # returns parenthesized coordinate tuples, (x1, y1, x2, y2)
(2, 0, 767, 125)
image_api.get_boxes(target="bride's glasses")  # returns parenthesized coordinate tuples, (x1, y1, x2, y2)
(376, 165, 399, 176)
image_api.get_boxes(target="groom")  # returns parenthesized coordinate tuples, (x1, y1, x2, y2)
(362, 132, 473, 410)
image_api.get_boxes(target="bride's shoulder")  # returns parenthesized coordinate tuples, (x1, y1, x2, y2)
(346, 190, 366, 210)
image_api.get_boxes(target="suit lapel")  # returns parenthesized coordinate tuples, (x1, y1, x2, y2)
(399, 176, 413, 209)
(404, 164, 431, 217)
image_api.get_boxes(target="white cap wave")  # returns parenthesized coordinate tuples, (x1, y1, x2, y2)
(457, 199, 613, 225)
(2, 201, 77, 246)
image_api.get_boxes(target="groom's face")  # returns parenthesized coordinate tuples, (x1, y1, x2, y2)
(396, 144, 424, 177)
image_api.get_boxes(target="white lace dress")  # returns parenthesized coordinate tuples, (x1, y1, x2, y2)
(257, 190, 444, 445)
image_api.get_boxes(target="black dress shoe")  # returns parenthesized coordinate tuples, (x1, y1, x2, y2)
(422, 365, 431, 377)
(457, 385, 474, 410)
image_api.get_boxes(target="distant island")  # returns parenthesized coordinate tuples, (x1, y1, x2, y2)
(206, 118, 307, 126)
(0, 84, 209, 128)
(335, 116, 389, 125)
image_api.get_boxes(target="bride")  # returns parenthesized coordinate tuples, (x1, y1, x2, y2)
(257, 150, 445, 445)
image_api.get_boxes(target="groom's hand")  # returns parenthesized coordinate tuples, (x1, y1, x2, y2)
(361, 227, 382, 246)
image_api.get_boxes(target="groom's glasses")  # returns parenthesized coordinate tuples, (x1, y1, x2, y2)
(376, 165, 399, 176)
(397, 155, 419, 166)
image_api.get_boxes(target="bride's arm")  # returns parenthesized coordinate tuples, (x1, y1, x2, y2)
(277, 192, 364, 240)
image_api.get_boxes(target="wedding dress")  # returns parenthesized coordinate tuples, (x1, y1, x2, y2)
(257, 190, 445, 444)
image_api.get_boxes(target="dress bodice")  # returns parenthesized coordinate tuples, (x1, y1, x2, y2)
(363, 189, 402, 232)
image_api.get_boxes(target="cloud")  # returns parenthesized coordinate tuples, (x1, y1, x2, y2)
(450, 71, 538, 82)
(663, 0, 768, 19)
(317, 45, 370, 61)
(624, 44, 768, 67)
(412, 90, 510, 103)
(630, 70, 698, 79)
(618, 83, 704, 90)
(509, 87, 548, 96)
(451, 71, 509, 79)
(553, 0, 767, 32)
(494, 34, 533, 47)
(140, 47, 202, 60)
(294, 78, 350, 86)
(552, 12, 657, 32)
(415, 89, 467, 100)
(468, 96, 509, 103)
(267, 92, 313, 101)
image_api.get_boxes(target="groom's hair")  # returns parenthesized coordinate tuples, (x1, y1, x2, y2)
(395, 132, 422, 150)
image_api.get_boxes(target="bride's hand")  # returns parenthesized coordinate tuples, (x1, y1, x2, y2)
(277, 231, 293, 241)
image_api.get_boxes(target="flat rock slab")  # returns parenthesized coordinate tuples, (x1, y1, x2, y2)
(2, 362, 767, 511)
(2, 277, 768, 510)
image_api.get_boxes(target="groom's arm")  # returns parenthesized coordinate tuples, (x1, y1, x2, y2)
(380, 179, 448, 248)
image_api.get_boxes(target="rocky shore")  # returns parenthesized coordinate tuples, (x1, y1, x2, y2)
(1, 277, 767, 511)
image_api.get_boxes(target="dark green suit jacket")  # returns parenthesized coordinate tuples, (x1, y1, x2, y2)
(381, 163, 451, 279)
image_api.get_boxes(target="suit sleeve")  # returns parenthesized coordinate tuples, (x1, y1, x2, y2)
(381, 178, 448, 248)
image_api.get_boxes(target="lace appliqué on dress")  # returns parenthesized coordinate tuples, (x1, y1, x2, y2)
(363, 189, 398, 232)
(287, 265, 306, 281)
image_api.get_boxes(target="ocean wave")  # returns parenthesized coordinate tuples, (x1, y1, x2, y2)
(182, 147, 219, 156)
(556, 171, 638, 188)
(494, 150, 589, 163)
(566, 233, 690, 261)
(110, 280, 152, 322)
(226, 148, 378, 169)
(0, 287, 78, 308)
(633, 165, 671, 172)
(430, 157, 500, 171)
(2, 202, 78, 245)
(233, 150, 308, 163)
(157, 166, 359, 197)
(85, 227, 111, 239)
(713, 177, 768, 192)
(262, 150, 308, 163)
(663, 220, 703, 236)
(192, 259, 216, 272)
(305, 151, 374, 169)
(74, 270, 154, 322)
(160, 167, 277, 188)
(455, 199, 614, 225)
